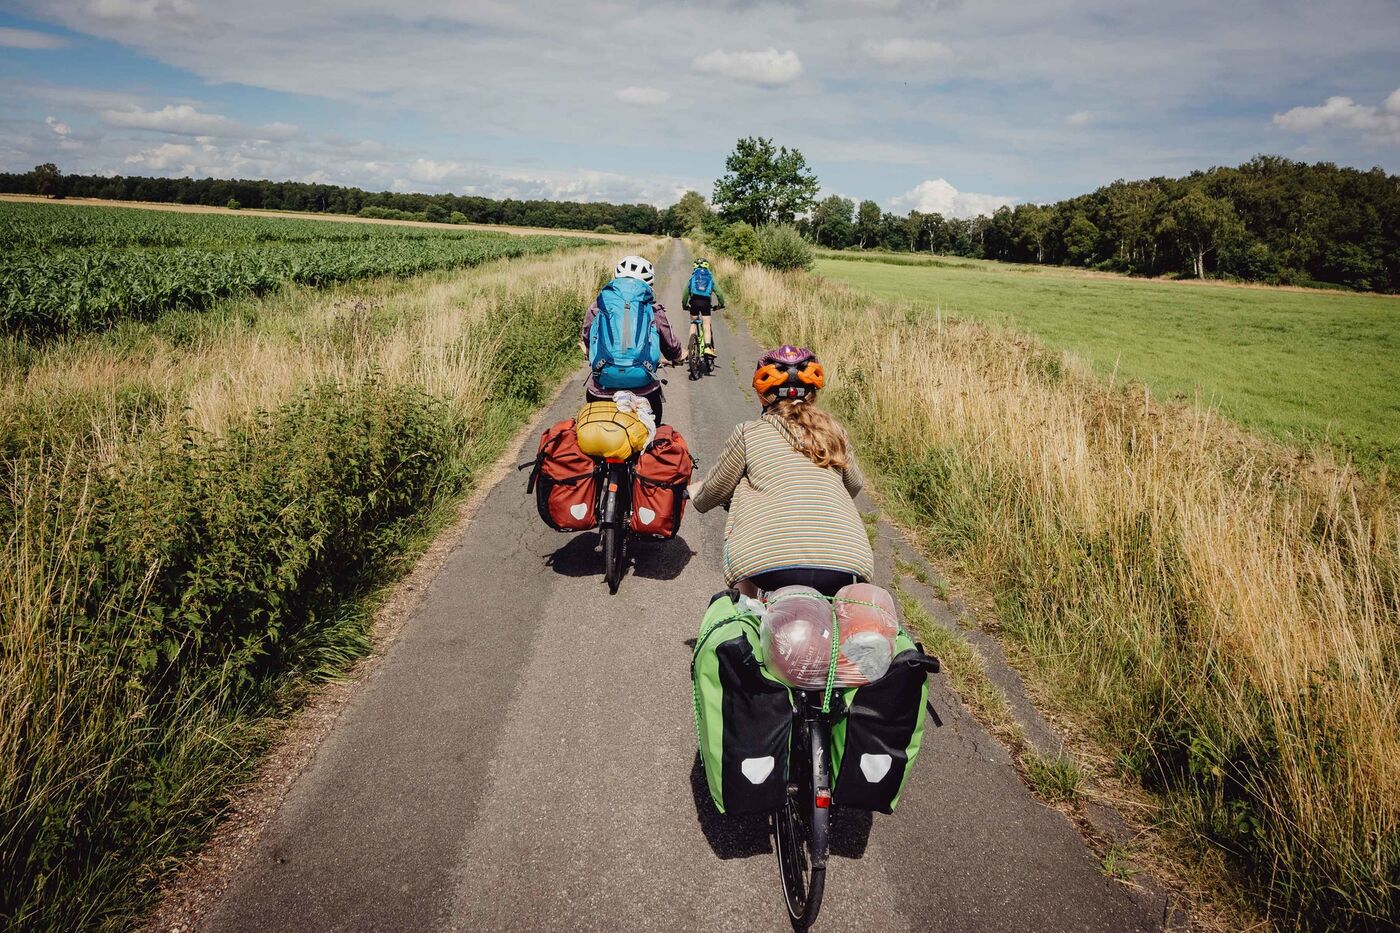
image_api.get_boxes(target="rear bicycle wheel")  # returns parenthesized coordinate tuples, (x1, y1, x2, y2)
(688, 333, 701, 380)
(774, 721, 828, 929)
(603, 524, 625, 593)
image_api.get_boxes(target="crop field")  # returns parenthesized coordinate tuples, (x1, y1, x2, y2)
(0, 201, 591, 339)
(818, 253, 1400, 469)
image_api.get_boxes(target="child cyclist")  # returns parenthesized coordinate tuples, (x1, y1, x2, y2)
(580, 255, 684, 423)
(681, 258, 726, 361)
(689, 345, 872, 596)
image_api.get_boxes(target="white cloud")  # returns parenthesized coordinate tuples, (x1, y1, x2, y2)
(86, 0, 202, 27)
(1065, 110, 1092, 127)
(405, 158, 462, 184)
(691, 48, 803, 87)
(102, 104, 298, 140)
(861, 37, 951, 65)
(615, 86, 671, 106)
(0, 26, 68, 48)
(1273, 90, 1400, 144)
(890, 178, 1016, 218)
(91, 127, 695, 205)
(124, 141, 196, 171)
(46, 116, 72, 136)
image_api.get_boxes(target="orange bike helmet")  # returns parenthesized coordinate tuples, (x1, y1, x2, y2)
(753, 345, 825, 404)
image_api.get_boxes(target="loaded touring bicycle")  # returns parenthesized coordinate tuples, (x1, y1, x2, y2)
(692, 581, 940, 928)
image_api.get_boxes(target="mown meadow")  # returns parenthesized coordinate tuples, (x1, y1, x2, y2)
(727, 256, 1399, 929)
(0, 202, 641, 928)
(819, 253, 1400, 471)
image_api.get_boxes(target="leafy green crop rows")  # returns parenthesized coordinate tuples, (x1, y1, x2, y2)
(0, 201, 590, 339)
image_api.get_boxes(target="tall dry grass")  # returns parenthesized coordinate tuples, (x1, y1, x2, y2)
(726, 259, 1400, 927)
(1, 241, 651, 928)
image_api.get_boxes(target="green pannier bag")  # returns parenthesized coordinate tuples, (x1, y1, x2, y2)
(692, 592, 794, 815)
(830, 629, 934, 813)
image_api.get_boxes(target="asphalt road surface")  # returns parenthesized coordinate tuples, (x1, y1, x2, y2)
(202, 242, 1167, 932)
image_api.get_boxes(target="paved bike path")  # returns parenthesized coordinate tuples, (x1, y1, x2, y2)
(202, 243, 1164, 932)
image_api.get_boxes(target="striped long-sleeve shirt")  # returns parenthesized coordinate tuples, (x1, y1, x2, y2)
(692, 413, 873, 586)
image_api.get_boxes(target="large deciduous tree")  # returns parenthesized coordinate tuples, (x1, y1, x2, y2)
(671, 190, 711, 234)
(1064, 212, 1100, 265)
(1159, 188, 1244, 278)
(811, 195, 855, 247)
(855, 199, 882, 248)
(30, 163, 63, 199)
(712, 137, 820, 227)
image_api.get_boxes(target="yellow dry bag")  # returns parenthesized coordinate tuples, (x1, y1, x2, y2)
(575, 401, 648, 460)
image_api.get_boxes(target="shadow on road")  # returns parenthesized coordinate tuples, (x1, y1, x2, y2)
(543, 533, 693, 581)
(829, 807, 874, 859)
(689, 753, 772, 860)
(631, 535, 694, 581)
(543, 533, 604, 577)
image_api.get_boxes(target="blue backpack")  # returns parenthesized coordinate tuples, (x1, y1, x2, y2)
(589, 276, 661, 390)
(689, 268, 714, 298)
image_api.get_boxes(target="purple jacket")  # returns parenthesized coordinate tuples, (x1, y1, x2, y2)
(580, 298, 684, 396)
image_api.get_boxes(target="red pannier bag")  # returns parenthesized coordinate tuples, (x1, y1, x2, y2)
(630, 425, 694, 539)
(527, 419, 600, 531)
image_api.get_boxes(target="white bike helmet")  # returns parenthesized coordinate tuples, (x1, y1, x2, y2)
(615, 255, 654, 285)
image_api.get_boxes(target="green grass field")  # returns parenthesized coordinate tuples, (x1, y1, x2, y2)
(817, 254, 1400, 468)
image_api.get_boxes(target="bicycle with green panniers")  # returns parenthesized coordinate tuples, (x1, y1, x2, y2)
(692, 582, 940, 929)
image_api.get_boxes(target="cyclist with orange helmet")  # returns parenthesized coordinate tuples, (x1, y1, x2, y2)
(689, 346, 873, 596)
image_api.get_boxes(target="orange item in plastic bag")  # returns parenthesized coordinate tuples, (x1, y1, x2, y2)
(833, 583, 899, 685)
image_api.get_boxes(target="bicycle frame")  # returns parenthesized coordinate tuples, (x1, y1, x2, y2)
(793, 690, 835, 863)
(598, 458, 630, 525)
(688, 313, 711, 351)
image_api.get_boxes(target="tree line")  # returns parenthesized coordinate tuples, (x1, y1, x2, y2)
(782, 155, 1399, 293)
(10, 148, 1399, 292)
(1, 165, 667, 235)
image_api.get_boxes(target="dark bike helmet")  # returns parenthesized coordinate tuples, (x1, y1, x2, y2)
(753, 345, 825, 404)
(692, 258, 712, 270)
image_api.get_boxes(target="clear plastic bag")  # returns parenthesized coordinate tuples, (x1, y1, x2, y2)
(758, 583, 899, 689)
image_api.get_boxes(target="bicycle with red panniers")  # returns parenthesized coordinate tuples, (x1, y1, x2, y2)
(523, 405, 694, 593)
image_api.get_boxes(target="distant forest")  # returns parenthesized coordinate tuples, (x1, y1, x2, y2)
(800, 156, 1399, 293)
(0, 166, 666, 235)
(5, 155, 1397, 292)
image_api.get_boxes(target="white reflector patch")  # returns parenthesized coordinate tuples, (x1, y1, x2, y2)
(860, 753, 893, 783)
(637, 506, 656, 525)
(569, 503, 588, 520)
(741, 756, 775, 784)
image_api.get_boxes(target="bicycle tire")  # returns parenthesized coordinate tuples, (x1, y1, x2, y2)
(774, 720, 829, 929)
(603, 524, 624, 593)
(688, 334, 701, 381)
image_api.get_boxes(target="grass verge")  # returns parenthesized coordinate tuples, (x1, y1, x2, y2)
(727, 257, 1400, 929)
(0, 240, 651, 929)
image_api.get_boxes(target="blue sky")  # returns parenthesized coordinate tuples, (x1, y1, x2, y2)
(2, 0, 1397, 214)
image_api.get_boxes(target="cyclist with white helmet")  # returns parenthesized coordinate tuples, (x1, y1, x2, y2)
(579, 255, 684, 423)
